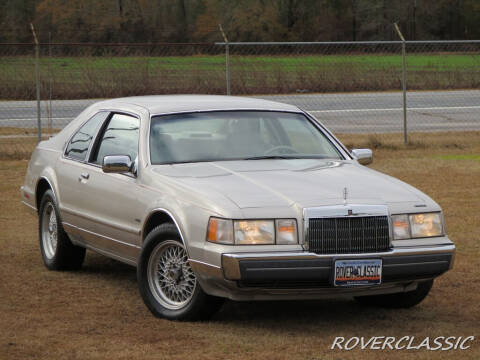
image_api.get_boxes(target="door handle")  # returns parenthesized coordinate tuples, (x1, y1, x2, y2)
(78, 173, 90, 181)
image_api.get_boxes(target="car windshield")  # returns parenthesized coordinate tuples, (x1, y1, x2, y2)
(150, 111, 343, 164)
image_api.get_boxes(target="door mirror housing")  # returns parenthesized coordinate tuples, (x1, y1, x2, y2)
(351, 149, 373, 165)
(102, 155, 132, 173)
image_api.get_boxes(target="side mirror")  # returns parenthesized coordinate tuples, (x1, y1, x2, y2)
(351, 149, 373, 165)
(102, 155, 132, 173)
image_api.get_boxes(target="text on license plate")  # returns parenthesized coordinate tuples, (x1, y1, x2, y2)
(334, 259, 382, 286)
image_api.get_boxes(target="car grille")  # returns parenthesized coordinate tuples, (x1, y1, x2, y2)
(307, 216, 390, 254)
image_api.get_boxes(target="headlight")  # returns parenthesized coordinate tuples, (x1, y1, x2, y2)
(207, 218, 298, 245)
(234, 220, 275, 245)
(392, 212, 443, 239)
(409, 213, 443, 238)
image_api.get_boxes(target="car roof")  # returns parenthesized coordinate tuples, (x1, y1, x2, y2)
(95, 95, 301, 115)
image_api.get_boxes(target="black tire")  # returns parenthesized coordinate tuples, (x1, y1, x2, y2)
(355, 280, 434, 308)
(137, 223, 224, 321)
(38, 189, 86, 270)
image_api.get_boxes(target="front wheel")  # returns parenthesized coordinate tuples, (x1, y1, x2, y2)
(137, 223, 224, 321)
(355, 280, 434, 308)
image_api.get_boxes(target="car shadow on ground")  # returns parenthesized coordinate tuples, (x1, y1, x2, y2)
(79, 252, 432, 327)
(79, 252, 138, 282)
(216, 298, 391, 324)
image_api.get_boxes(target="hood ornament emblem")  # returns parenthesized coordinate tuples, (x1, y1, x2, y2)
(343, 187, 348, 205)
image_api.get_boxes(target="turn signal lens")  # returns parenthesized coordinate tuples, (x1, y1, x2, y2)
(208, 218, 218, 240)
(207, 218, 234, 244)
(276, 219, 298, 244)
(392, 214, 410, 239)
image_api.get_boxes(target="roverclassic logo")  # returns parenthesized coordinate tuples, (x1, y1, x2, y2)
(331, 336, 475, 351)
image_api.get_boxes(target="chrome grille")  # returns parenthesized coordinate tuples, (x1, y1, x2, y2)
(307, 216, 390, 254)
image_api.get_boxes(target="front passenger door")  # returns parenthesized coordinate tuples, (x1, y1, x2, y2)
(56, 111, 110, 229)
(78, 113, 144, 263)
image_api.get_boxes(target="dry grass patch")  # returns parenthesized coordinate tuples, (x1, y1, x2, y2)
(0, 132, 59, 160)
(1, 135, 479, 359)
(338, 131, 480, 151)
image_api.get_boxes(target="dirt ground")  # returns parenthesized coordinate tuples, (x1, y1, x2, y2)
(1, 133, 479, 359)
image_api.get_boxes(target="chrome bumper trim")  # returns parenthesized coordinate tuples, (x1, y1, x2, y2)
(21, 200, 37, 213)
(222, 244, 455, 280)
(189, 259, 223, 279)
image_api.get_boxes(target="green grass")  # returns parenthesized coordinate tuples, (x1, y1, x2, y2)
(2, 53, 479, 73)
(1, 53, 479, 100)
(436, 154, 480, 161)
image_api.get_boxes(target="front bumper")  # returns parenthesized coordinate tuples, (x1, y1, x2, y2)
(190, 243, 455, 301)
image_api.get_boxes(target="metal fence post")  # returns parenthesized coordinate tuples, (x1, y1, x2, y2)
(30, 23, 41, 143)
(394, 23, 408, 145)
(48, 32, 53, 137)
(219, 24, 231, 95)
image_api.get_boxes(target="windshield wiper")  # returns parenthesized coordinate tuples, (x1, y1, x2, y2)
(154, 155, 333, 165)
(243, 155, 331, 160)
(242, 155, 299, 160)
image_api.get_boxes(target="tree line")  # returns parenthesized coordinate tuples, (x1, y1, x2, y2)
(1, 0, 479, 43)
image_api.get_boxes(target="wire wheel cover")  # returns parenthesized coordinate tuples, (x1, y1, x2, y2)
(147, 240, 197, 310)
(41, 202, 58, 259)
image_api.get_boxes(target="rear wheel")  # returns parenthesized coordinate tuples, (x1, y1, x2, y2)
(137, 223, 224, 321)
(39, 189, 86, 270)
(355, 280, 434, 308)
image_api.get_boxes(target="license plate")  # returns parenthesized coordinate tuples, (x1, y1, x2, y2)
(334, 259, 382, 286)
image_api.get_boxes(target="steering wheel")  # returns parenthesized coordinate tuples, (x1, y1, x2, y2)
(264, 145, 298, 156)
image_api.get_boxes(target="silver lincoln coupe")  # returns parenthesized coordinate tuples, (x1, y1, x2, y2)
(21, 95, 455, 320)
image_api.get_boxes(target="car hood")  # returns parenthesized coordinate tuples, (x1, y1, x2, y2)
(151, 159, 434, 210)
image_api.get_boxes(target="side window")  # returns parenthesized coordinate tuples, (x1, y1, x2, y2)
(65, 112, 109, 161)
(91, 113, 140, 165)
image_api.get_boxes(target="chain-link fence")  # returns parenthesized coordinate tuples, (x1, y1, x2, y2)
(1, 41, 479, 159)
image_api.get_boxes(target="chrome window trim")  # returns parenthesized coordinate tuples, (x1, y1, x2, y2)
(62, 109, 141, 167)
(147, 109, 350, 166)
(62, 110, 111, 163)
(88, 112, 141, 167)
(302, 204, 393, 249)
(302, 110, 353, 160)
(149, 107, 304, 118)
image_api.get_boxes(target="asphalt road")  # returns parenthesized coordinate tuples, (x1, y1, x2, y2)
(1, 90, 479, 135)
